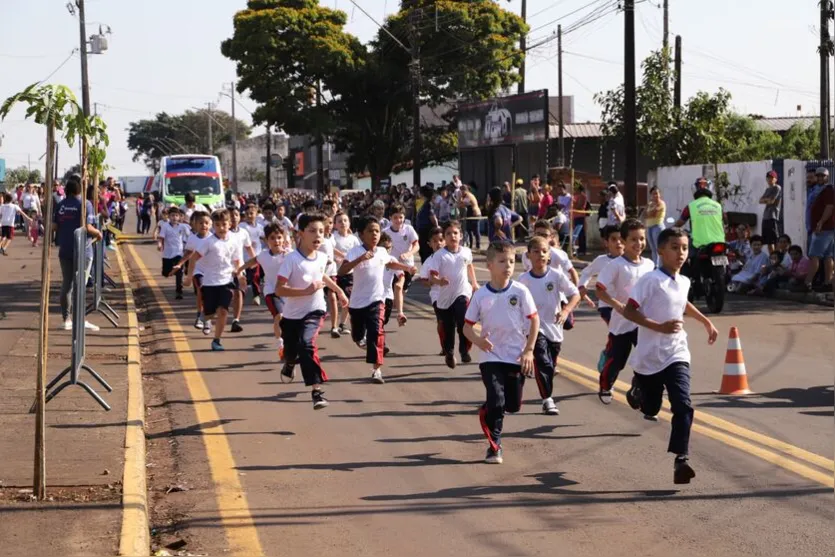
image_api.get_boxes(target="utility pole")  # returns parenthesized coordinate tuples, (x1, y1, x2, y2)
(77, 0, 91, 118)
(662, 0, 669, 52)
(409, 6, 422, 190)
(207, 102, 214, 155)
(229, 82, 238, 194)
(265, 125, 272, 193)
(623, 0, 638, 211)
(673, 35, 682, 164)
(557, 25, 565, 168)
(821, 0, 831, 159)
(316, 82, 325, 195)
(518, 0, 527, 94)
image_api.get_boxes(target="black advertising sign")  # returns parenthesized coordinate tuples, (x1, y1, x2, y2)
(457, 90, 548, 149)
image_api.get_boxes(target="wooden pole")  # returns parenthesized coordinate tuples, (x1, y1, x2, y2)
(34, 123, 56, 500)
(568, 168, 575, 259)
(80, 137, 89, 227)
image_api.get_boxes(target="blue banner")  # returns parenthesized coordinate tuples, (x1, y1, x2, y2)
(0, 158, 5, 182)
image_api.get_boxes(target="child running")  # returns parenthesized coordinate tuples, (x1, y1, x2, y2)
(319, 215, 340, 338)
(238, 223, 288, 359)
(228, 207, 255, 333)
(463, 241, 540, 464)
(176, 210, 245, 351)
(384, 203, 419, 326)
(0, 193, 32, 255)
(622, 227, 718, 484)
(522, 220, 580, 284)
(426, 220, 479, 368)
(417, 226, 446, 355)
(157, 206, 191, 300)
(379, 232, 405, 354)
(594, 218, 655, 405)
(239, 204, 266, 306)
(518, 236, 581, 416)
(182, 211, 212, 334)
(331, 212, 361, 337)
(275, 213, 348, 409)
(339, 215, 417, 384)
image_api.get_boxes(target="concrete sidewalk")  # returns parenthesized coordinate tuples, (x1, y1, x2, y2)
(0, 242, 145, 556)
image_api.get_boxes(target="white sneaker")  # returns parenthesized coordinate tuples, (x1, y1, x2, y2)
(62, 319, 72, 331)
(358, 337, 367, 348)
(253, 295, 261, 306)
(84, 321, 100, 331)
(203, 321, 212, 336)
(371, 369, 385, 384)
(542, 398, 560, 415)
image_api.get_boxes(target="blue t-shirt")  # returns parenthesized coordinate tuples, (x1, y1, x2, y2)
(54, 197, 96, 260)
(488, 205, 519, 241)
(416, 200, 435, 230)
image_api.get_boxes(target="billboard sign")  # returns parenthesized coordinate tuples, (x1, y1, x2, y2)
(457, 90, 549, 149)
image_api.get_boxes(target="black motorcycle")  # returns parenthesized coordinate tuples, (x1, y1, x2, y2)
(682, 242, 728, 314)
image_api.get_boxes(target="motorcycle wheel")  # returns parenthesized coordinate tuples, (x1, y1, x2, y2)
(705, 267, 726, 313)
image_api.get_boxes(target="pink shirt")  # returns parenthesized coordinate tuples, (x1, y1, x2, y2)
(539, 193, 553, 218)
(788, 256, 810, 279)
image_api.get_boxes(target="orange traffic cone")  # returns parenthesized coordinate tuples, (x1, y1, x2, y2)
(717, 327, 753, 395)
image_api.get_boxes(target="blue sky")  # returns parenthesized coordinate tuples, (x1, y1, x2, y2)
(0, 0, 824, 177)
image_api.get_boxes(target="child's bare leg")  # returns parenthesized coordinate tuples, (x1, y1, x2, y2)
(214, 308, 228, 340)
(394, 275, 407, 326)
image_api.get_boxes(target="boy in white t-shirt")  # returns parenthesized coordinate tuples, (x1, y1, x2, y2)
(623, 227, 718, 484)
(464, 241, 540, 464)
(240, 204, 266, 306)
(518, 236, 580, 416)
(276, 213, 348, 409)
(578, 225, 624, 324)
(331, 212, 361, 336)
(182, 211, 212, 334)
(417, 227, 446, 356)
(176, 210, 245, 352)
(379, 233, 405, 356)
(426, 220, 479, 369)
(157, 207, 191, 300)
(595, 219, 655, 404)
(319, 215, 341, 338)
(384, 203, 419, 323)
(339, 215, 416, 384)
(521, 220, 579, 284)
(227, 207, 256, 333)
(0, 193, 32, 255)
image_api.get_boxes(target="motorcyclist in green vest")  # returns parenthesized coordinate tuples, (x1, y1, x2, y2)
(675, 177, 726, 248)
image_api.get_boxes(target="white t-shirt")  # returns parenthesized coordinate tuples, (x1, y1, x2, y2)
(425, 246, 474, 310)
(228, 227, 253, 264)
(332, 230, 361, 267)
(0, 204, 21, 226)
(384, 223, 419, 267)
(195, 234, 240, 287)
(277, 215, 294, 233)
(578, 254, 619, 309)
(419, 251, 441, 304)
(464, 281, 538, 365)
(21, 193, 37, 211)
(627, 270, 692, 375)
(345, 245, 397, 309)
(518, 267, 579, 343)
(277, 249, 329, 319)
(319, 236, 337, 276)
(256, 249, 286, 297)
(184, 233, 209, 277)
(159, 221, 190, 259)
(180, 203, 210, 220)
(383, 267, 403, 301)
(607, 194, 625, 226)
(596, 256, 655, 335)
(522, 246, 574, 277)
(239, 222, 265, 261)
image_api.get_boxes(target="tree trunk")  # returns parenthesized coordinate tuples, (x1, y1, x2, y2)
(34, 124, 56, 500)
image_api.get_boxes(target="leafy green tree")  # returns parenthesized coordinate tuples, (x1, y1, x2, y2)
(777, 121, 821, 160)
(4, 165, 42, 185)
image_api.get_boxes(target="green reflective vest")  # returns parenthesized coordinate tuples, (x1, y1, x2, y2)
(688, 196, 725, 248)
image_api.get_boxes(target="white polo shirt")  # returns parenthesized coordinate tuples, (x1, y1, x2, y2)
(596, 255, 655, 335)
(518, 267, 579, 343)
(345, 245, 397, 309)
(464, 281, 538, 365)
(425, 246, 474, 310)
(627, 269, 691, 375)
(522, 246, 574, 277)
(159, 221, 190, 259)
(383, 267, 403, 301)
(195, 234, 240, 287)
(184, 233, 209, 277)
(319, 235, 337, 277)
(419, 251, 441, 305)
(578, 254, 619, 309)
(228, 227, 253, 263)
(277, 249, 328, 319)
(332, 230, 361, 267)
(256, 248, 286, 297)
(240, 221, 265, 261)
(384, 223, 419, 267)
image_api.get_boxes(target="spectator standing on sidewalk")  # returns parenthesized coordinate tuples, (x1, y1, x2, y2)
(804, 167, 835, 291)
(571, 184, 590, 255)
(759, 170, 782, 254)
(458, 183, 482, 250)
(538, 182, 554, 219)
(607, 182, 626, 227)
(645, 186, 666, 265)
(512, 179, 529, 238)
(555, 182, 572, 243)
(597, 190, 609, 232)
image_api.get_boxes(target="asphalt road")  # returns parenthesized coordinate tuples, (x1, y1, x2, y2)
(124, 241, 833, 557)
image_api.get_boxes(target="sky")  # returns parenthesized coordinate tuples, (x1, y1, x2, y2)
(0, 0, 825, 178)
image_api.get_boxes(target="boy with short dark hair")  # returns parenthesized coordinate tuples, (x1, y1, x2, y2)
(730, 234, 769, 293)
(595, 218, 655, 405)
(227, 207, 256, 332)
(384, 204, 419, 323)
(623, 227, 718, 484)
(578, 225, 624, 323)
(519, 236, 581, 415)
(276, 213, 348, 409)
(183, 211, 212, 334)
(158, 206, 191, 300)
(417, 227, 446, 355)
(240, 204, 266, 306)
(464, 241, 540, 464)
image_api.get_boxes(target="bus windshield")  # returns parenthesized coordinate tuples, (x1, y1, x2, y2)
(165, 175, 220, 196)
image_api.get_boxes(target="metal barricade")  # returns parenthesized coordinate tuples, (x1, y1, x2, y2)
(86, 232, 120, 326)
(34, 228, 112, 411)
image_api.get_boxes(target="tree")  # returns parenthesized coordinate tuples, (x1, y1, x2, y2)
(4, 165, 42, 185)
(127, 110, 251, 170)
(777, 121, 821, 160)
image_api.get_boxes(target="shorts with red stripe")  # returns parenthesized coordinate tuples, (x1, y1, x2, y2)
(532, 333, 561, 399)
(479, 362, 525, 451)
(349, 300, 385, 366)
(280, 310, 328, 386)
(599, 329, 638, 391)
(265, 294, 284, 318)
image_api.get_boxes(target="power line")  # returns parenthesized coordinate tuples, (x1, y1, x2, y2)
(39, 49, 78, 83)
(345, 0, 411, 54)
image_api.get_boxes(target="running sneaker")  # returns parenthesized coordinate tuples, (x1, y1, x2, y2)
(253, 295, 261, 307)
(383, 346, 390, 356)
(542, 398, 560, 415)
(330, 327, 341, 339)
(626, 378, 642, 410)
(371, 369, 385, 384)
(444, 353, 456, 370)
(358, 337, 367, 348)
(673, 457, 696, 484)
(175, 292, 183, 300)
(193, 317, 204, 330)
(84, 321, 100, 331)
(0, 248, 5, 255)
(338, 324, 351, 335)
(280, 363, 295, 382)
(598, 389, 613, 405)
(203, 321, 212, 336)
(312, 389, 329, 410)
(211, 339, 224, 351)
(485, 446, 503, 464)
(644, 414, 659, 422)
(461, 352, 472, 364)
(62, 318, 72, 331)
(230, 320, 243, 333)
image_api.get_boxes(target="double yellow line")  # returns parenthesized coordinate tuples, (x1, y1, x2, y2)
(403, 297, 835, 488)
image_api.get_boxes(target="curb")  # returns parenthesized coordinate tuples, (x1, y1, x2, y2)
(115, 247, 150, 556)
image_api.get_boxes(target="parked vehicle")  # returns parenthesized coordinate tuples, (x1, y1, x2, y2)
(682, 241, 728, 313)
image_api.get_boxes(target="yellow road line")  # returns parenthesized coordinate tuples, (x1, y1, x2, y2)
(115, 247, 150, 557)
(403, 297, 835, 488)
(125, 245, 264, 556)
